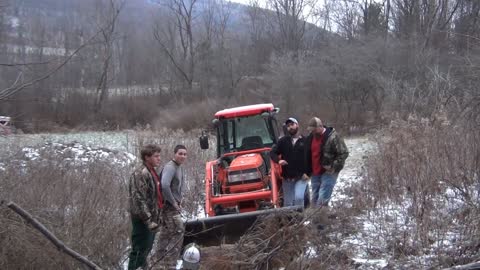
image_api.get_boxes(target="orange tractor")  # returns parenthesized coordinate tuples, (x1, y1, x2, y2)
(183, 104, 307, 248)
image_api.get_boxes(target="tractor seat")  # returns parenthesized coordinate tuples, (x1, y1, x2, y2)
(240, 136, 263, 150)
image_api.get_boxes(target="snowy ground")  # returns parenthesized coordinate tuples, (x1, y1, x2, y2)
(0, 132, 139, 172)
(330, 137, 395, 269)
(0, 131, 138, 153)
(333, 136, 377, 205)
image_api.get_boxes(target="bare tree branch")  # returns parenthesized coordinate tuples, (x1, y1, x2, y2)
(94, 0, 125, 114)
(5, 201, 104, 270)
(0, 28, 104, 101)
(154, 0, 197, 89)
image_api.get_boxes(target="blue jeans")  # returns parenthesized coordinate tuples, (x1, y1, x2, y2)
(283, 178, 308, 207)
(311, 173, 338, 207)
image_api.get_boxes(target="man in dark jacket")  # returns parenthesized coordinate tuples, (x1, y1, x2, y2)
(305, 117, 349, 207)
(270, 117, 308, 207)
(128, 144, 163, 270)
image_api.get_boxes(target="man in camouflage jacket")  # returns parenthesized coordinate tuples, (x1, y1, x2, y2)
(305, 117, 349, 207)
(128, 144, 163, 270)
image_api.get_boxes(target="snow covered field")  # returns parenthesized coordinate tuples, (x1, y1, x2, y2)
(1, 131, 138, 154)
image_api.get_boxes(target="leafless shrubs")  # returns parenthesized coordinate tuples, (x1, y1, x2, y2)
(356, 115, 480, 267)
(0, 145, 131, 269)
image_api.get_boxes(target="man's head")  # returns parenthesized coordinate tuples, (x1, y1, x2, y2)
(141, 144, 162, 168)
(174, 144, 187, 165)
(307, 117, 325, 135)
(285, 117, 299, 136)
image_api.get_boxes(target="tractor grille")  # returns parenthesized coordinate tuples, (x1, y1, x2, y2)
(227, 168, 262, 186)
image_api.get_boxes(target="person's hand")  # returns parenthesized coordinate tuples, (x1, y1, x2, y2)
(173, 214, 184, 229)
(146, 220, 159, 231)
(279, 160, 288, 166)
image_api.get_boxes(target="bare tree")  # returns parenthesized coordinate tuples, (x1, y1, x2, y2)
(314, 0, 334, 32)
(331, 0, 361, 40)
(453, 0, 480, 54)
(247, 0, 267, 43)
(197, 0, 232, 96)
(360, 0, 386, 36)
(93, 0, 124, 115)
(385, 0, 391, 40)
(154, 0, 198, 93)
(245, 0, 272, 74)
(267, 0, 312, 54)
(391, 0, 459, 48)
(212, 0, 237, 93)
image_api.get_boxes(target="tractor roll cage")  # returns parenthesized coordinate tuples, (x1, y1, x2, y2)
(216, 114, 280, 157)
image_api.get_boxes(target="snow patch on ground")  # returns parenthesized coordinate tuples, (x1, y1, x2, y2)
(22, 147, 41, 160)
(352, 258, 388, 268)
(0, 131, 137, 154)
(333, 136, 376, 204)
(17, 141, 137, 167)
(305, 244, 317, 258)
(341, 200, 412, 265)
(8, 16, 19, 28)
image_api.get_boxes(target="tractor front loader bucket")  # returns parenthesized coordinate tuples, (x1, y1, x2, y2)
(183, 206, 303, 247)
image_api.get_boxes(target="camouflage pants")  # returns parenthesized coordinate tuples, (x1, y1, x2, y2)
(150, 205, 184, 270)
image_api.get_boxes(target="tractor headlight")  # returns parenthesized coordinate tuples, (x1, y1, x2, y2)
(228, 169, 261, 183)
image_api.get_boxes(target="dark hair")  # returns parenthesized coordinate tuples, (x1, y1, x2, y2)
(140, 144, 162, 162)
(174, 144, 187, 154)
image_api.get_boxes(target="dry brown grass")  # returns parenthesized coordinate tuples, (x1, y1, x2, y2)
(351, 114, 480, 267)
(0, 149, 131, 269)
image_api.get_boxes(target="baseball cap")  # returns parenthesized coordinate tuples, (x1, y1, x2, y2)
(307, 117, 322, 131)
(285, 117, 298, 125)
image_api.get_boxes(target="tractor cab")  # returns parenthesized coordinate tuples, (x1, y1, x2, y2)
(200, 103, 281, 155)
(214, 109, 280, 156)
(199, 104, 281, 214)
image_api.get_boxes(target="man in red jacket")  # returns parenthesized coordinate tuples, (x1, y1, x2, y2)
(305, 117, 349, 207)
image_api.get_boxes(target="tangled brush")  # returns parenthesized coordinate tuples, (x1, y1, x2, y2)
(199, 210, 309, 270)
